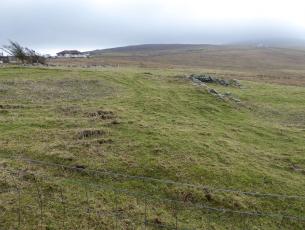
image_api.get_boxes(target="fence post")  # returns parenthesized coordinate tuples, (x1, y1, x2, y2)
(85, 188, 91, 230)
(33, 179, 43, 230)
(60, 188, 66, 229)
(115, 191, 118, 229)
(10, 172, 22, 230)
(144, 195, 147, 229)
(17, 187, 21, 229)
(175, 204, 178, 230)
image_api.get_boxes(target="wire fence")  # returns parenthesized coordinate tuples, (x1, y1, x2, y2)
(1, 157, 305, 229)
(18, 157, 305, 200)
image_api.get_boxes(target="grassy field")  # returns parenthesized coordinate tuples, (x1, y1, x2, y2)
(1, 66, 305, 229)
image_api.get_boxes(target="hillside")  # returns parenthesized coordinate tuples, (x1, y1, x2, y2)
(52, 44, 305, 86)
(1, 66, 305, 229)
(88, 44, 305, 71)
(88, 44, 212, 55)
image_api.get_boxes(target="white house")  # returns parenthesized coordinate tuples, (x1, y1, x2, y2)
(56, 50, 88, 58)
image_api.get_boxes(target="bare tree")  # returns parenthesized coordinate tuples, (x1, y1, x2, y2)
(1, 41, 46, 65)
(1, 41, 27, 63)
(25, 48, 46, 65)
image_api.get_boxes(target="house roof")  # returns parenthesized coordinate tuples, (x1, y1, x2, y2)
(57, 50, 82, 55)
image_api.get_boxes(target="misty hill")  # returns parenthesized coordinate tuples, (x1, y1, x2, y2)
(88, 41, 305, 56)
(233, 38, 305, 48)
(85, 43, 305, 72)
(87, 44, 214, 55)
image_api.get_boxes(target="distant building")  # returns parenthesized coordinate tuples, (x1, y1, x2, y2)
(43, 54, 52, 59)
(56, 50, 88, 58)
(0, 55, 10, 64)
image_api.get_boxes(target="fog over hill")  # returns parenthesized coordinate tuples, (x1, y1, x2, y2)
(2, 0, 305, 55)
(232, 38, 305, 48)
(86, 38, 305, 56)
(87, 44, 213, 55)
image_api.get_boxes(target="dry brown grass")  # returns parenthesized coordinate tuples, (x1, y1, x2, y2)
(49, 45, 305, 86)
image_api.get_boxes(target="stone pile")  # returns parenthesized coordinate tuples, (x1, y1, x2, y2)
(190, 74, 241, 103)
(190, 74, 241, 87)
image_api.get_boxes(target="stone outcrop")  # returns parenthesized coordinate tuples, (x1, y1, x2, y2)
(190, 74, 241, 87)
(190, 74, 241, 103)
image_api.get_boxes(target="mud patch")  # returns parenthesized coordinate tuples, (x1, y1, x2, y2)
(86, 110, 115, 120)
(77, 129, 105, 139)
(73, 164, 86, 170)
(0, 104, 25, 109)
(110, 120, 120, 125)
(95, 138, 114, 144)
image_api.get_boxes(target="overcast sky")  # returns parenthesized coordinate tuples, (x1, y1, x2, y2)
(1, 0, 305, 54)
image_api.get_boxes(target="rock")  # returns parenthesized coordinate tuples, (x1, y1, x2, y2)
(208, 88, 219, 95)
(191, 75, 241, 103)
(190, 74, 241, 87)
(229, 79, 241, 87)
(217, 79, 230, 86)
(208, 88, 225, 99)
(191, 77, 207, 87)
(231, 97, 241, 103)
(193, 74, 215, 83)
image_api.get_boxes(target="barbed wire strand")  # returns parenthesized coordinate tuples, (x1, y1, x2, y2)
(2, 170, 305, 223)
(12, 157, 305, 200)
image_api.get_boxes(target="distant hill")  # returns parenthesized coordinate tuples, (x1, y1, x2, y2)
(87, 40, 305, 56)
(87, 44, 215, 56)
(85, 43, 305, 71)
(233, 38, 305, 49)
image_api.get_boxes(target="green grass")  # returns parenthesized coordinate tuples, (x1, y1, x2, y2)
(1, 66, 305, 229)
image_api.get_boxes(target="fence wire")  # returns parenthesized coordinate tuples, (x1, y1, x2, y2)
(1, 157, 305, 229)
(18, 157, 305, 200)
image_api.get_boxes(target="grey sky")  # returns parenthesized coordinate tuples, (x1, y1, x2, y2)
(1, 0, 305, 54)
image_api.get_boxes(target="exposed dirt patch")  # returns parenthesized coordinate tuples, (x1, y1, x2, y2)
(77, 129, 105, 139)
(0, 104, 25, 109)
(109, 120, 120, 125)
(95, 138, 114, 145)
(73, 164, 86, 170)
(86, 110, 115, 120)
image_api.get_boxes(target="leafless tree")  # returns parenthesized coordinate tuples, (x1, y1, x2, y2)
(1, 41, 27, 63)
(1, 41, 46, 64)
(25, 48, 46, 64)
